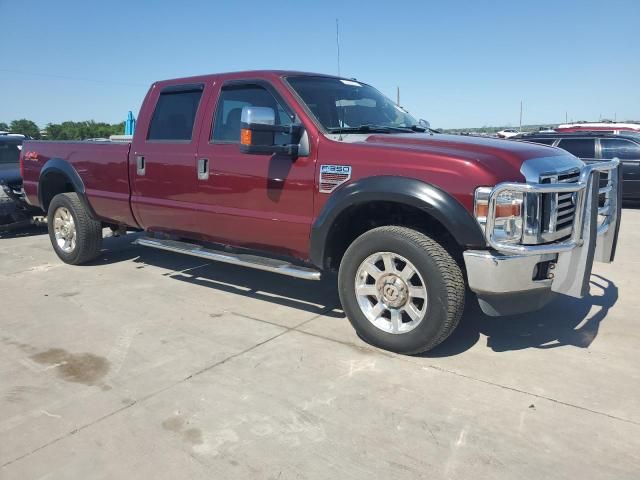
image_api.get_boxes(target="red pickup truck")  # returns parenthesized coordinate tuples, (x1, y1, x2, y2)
(21, 70, 622, 354)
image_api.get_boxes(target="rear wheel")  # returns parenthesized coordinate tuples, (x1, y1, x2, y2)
(48, 193, 102, 265)
(338, 226, 465, 355)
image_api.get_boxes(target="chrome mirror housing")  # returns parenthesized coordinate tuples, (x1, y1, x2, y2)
(241, 106, 275, 126)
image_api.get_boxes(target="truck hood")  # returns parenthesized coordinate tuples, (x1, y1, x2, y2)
(357, 133, 570, 180)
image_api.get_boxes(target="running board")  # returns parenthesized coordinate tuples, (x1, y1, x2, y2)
(134, 237, 322, 281)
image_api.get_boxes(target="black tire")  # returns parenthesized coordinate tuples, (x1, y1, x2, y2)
(47, 193, 102, 265)
(338, 226, 465, 355)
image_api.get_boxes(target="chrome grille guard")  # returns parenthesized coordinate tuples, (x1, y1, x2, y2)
(484, 158, 621, 298)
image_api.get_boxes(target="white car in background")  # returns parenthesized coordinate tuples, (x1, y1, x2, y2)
(496, 128, 520, 138)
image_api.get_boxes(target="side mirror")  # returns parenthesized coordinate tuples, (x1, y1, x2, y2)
(239, 106, 301, 156)
(418, 118, 431, 129)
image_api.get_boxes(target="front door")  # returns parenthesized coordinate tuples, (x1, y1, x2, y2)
(194, 80, 316, 259)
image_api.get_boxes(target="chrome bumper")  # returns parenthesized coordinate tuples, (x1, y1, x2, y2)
(464, 158, 622, 315)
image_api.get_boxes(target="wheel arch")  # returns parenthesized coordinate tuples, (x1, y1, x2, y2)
(38, 158, 95, 217)
(310, 176, 486, 269)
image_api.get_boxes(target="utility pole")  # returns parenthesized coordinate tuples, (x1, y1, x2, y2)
(397, 86, 400, 106)
(565, 112, 568, 124)
(519, 100, 523, 131)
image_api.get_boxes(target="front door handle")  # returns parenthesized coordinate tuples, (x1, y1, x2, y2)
(136, 155, 145, 176)
(197, 158, 209, 180)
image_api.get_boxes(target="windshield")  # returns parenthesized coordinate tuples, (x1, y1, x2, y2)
(286, 76, 419, 132)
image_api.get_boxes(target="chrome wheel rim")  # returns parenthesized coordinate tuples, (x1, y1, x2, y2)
(53, 207, 77, 253)
(355, 252, 428, 334)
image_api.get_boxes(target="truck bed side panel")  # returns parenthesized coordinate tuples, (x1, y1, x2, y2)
(22, 141, 137, 226)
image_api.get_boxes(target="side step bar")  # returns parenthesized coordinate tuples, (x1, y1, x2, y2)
(134, 237, 322, 281)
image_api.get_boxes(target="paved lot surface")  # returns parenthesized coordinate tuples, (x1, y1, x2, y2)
(1, 209, 639, 479)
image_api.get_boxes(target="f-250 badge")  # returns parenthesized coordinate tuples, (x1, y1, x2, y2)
(319, 165, 352, 193)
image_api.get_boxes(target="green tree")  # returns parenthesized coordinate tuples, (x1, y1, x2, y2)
(0, 122, 9, 131)
(45, 120, 125, 140)
(9, 119, 41, 138)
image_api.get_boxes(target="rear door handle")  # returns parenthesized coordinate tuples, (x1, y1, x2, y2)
(136, 155, 145, 176)
(197, 158, 209, 180)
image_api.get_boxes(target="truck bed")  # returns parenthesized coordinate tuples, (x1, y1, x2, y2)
(22, 140, 137, 226)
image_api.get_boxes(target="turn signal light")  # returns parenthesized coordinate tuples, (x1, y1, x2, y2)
(475, 202, 521, 218)
(240, 128, 252, 145)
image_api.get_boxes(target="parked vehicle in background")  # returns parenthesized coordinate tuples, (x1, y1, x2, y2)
(496, 128, 520, 138)
(0, 134, 43, 232)
(556, 122, 640, 135)
(20, 70, 622, 354)
(512, 131, 640, 200)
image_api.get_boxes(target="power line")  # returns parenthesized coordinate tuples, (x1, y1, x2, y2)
(0, 69, 147, 88)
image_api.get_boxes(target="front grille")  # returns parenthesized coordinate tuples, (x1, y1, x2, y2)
(539, 169, 580, 242)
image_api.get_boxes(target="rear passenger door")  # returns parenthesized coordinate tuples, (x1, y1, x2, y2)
(600, 138, 640, 198)
(130, 83, 208, 235)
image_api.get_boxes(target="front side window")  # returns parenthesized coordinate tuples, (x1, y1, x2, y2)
(556, 138, 596, 158)
(211, 85, 292, 143)
(600, 138, 640, 160)
(147, 86, 203, 141)
(286, 76, 418, 132)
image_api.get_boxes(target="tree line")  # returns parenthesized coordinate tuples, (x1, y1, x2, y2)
(0, 119, 125, 140)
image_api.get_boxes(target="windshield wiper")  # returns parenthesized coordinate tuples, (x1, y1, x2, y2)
(328, 124, 415, 134)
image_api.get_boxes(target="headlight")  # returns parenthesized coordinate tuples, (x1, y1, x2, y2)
(475, 187, 524, 244)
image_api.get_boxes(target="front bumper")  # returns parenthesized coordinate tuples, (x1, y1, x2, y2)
(463, 158, 621, 316)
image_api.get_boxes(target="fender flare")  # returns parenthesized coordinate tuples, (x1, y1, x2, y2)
(309, 176, 486, 268)
(38, 158, 96, 217)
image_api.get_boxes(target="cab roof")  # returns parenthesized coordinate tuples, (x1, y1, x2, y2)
(151, 70, 351, 89)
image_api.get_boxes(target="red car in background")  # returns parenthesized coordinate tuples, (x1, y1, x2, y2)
(556, 122, 640, 135)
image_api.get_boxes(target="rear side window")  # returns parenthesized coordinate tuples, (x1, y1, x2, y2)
(600, 138, 640, 160)
(211, 85, 292, 143)
(0, 142, 21, 164)
(556, 138, 596, 158)
(147, 85, 204, 141)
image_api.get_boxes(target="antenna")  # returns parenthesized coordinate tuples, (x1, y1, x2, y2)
(336, 19, 341, 78)
(335, 18, 344, 139)
(519, 100, 523, 131)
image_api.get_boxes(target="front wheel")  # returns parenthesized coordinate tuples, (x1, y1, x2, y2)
(48, 193, 102, 265)
(338, 226, 465, 355)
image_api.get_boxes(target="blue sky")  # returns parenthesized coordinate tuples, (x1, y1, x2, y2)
(2, 0, 639, 129)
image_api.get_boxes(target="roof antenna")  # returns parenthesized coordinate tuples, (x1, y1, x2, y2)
(336, 18, 341, 78)
(336, 18, 345, 140)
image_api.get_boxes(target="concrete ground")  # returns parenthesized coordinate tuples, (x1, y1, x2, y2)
(1, 209, 639, 480)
